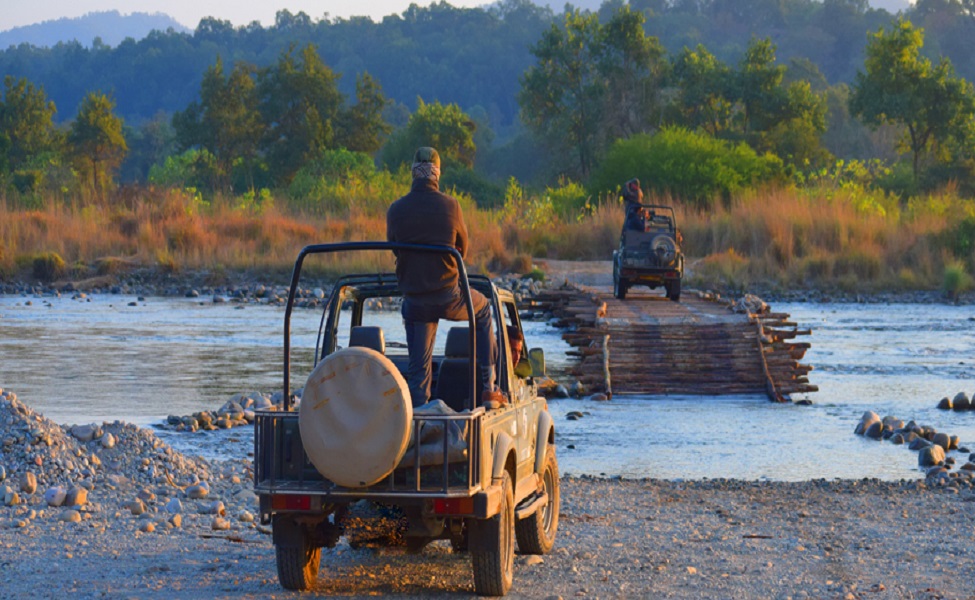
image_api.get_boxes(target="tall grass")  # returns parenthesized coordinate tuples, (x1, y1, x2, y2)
(1, 178, 973, 293)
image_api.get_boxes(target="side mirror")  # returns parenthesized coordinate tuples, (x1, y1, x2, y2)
(528, 347, 546, 378)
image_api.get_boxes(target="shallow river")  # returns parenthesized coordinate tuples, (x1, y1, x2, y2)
(2, 292, 974, 481)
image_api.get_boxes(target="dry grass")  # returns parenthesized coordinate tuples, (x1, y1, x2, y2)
(1, 183, 971, 292)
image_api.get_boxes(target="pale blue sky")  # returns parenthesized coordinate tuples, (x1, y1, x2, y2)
(0, 1, 491, 31)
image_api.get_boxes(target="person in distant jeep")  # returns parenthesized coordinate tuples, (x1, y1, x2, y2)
(622, 178, 646, 232)
(386, 147, 504, 409)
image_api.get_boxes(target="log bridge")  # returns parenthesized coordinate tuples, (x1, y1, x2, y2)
(528, 285, 817, 402)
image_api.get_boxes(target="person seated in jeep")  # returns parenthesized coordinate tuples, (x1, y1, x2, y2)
(622, 178, 646, 232)
(507, 325, 533, 379)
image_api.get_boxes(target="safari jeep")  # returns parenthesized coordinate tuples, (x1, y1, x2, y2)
(612, 203, 684, 301)
(254, 241, 559, 596)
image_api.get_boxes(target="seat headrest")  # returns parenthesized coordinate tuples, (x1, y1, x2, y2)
(349, 326, 385, 354)
(444, 327, 470, 357)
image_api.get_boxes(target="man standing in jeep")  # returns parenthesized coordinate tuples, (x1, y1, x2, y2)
(387, 146, 503, 408)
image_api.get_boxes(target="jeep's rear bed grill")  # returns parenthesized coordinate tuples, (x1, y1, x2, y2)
(254, 409, 483, 498)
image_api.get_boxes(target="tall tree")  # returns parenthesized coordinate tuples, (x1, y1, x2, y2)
(0, 76, 59, 187)
(520, 7, 665, 178)
(850, 18, 975, 179)
(258, 44, 344, 185)
(337, 73, 392, 154)
(381, 98, 477, 170)
(174, 56, 263, 192)
(68, 91, 127, 195)
(669, 44, 734, 136)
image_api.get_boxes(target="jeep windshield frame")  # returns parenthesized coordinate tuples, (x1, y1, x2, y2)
(282, 241, 477, 412)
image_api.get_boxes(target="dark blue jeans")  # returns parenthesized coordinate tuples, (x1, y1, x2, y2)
(402, 287, 496, 406)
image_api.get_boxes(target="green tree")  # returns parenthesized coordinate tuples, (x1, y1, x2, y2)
(258, 44, 344, 185)
(336, 73, 392, 154)
(381, 98, 477, 170)
(520, 7, 666, 178)
(850, 18, 975, 180)
(173, 56, 263, 193)
(0, 76, 59, 190)
(68, 91, 127, 195)
(669, 44, 734, 136)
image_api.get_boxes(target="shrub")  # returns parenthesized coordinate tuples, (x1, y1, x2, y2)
(31, 252, 66, 281)
(442, 167, 505, 209)
(943, 261, 973, 300)
(589, 127, 784, 209)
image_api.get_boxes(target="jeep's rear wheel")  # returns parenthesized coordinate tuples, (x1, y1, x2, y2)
(666, 279, 681, 302)
(515, 444, 560, 554)
(470, 471, 514, 596)
(275, 529, 321, 591)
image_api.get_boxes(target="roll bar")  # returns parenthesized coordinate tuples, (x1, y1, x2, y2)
(282, 241, 477, 411)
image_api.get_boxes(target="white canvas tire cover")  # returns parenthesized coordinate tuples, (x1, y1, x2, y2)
(299, 347, 412, 488)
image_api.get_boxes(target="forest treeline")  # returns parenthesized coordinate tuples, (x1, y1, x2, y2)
(3, 0, 975, 296)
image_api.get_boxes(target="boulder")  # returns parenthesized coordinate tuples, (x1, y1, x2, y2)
(952, 392, 971, 411)
(932, 432, 951, 451)
(919, 445, 946, 468)
(864, 421, 884, 440)
(937, 397, 952, 410)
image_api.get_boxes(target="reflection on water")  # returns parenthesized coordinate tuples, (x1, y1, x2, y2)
(1, 294, 974, 480)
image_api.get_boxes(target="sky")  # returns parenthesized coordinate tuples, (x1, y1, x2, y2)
(0, 1, 491, 32)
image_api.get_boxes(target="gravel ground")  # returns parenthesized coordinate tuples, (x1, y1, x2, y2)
(1, 384, 972, 600)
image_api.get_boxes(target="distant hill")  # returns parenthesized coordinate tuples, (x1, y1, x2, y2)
(0, 11, 190, 49)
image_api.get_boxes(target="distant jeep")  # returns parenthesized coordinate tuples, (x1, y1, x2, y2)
(612, 204, 684, 301)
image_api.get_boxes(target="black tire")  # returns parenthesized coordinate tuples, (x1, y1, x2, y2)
(613, 262, 628, 300)
(470, 471, 514, 596)
(275, 535, 321, 591)
(666, 279, 681, 302)
(515, 444, 560, 554)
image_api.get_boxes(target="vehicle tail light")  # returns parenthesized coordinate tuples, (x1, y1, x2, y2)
(433, 497, 474, 515)
(271, 494, 312, 511)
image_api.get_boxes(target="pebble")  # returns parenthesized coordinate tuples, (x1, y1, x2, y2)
(165, 498, 182, 514)
(185, 483, 209, 499)
(44, 486, 67, 507)
(59, 510, 82, 523)
(128, 499, 146, 515)
(100, 433, 116, 449)
(168, 514, 182, 528)
(65, 486, 88, 507)
(140, 521, 156, 533)
(19, 472, 37, 495)
(211, 517, 231, 531)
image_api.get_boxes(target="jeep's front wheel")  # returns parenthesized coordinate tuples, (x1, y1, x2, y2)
(515, 444, 560, 554)
(470, 471, 514, 596)
(275, 527, 321, 591)
(613, 262, 628, 300)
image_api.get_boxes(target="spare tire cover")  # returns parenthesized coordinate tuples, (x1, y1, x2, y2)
(299, 347, 412, 488)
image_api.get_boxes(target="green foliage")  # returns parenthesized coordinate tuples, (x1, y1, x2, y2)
(148, 148, 218, 191)
(944, 216, 975, 261)
(68, 91, 127, 194)
(590, 127, 784, 208)
(501, 177, 555, 229)
(545, 178, 591, 220)
(519, 6, 667, 178)
(850, 18, 975, 181)
(943, 261, 973, 299)
(31, 252, 66, 281)
(381, 98, 477, 170)
(441, 167, 505, 209)
(0, 76, 59, 189)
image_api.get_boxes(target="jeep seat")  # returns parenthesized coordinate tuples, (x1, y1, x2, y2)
(434, 327, 481, 412)
(349, 326, 385, 354)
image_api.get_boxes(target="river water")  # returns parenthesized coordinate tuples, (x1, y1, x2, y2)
(2, 292, 974, 481)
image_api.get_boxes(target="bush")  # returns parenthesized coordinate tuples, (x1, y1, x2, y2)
(442, 167, 505, 209)
(589, 127, 784, 209)
(31, 252, 66, 281)
(943, 261, 973, 300)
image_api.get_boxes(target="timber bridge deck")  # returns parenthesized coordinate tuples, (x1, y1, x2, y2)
(530, 285, 817, 401)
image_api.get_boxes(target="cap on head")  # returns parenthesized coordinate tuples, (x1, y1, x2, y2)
(413, 147, 441, 169)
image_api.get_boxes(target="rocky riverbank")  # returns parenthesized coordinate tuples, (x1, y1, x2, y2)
(3, 387, 975, 599)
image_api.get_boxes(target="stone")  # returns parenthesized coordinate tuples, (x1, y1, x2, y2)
(237, 511, 254, 523)
(100, 433, 116, 449)
(69, 424, 99, 442)
(199, 501, 225, 516)
(65, 486, 88, 507)
(952, 392, 971, 411)
(137, 489, 156, 503)
(19, 472, 37, 495)
(937, 397, 952, 410)
(890, 433, 905, 445)
(0, 465, 6, 483)
(566, 411, 584, 421)
(864, 421, 884, 440)
(909, 437, 932, 451)
(950, 435, 960, 450)
(589, 393, 610, 402)
(211, 517, 231, 531)
(168, 514, 182, 528)
(59, 510, 82, 523)
(855, 411, 880, 435)
(165, 498, 182, 514)
(4, 488, 21, 506)
(44, 486, 67, 507)
(919, 445, 946, 468)
(128, 499, 146, 515)
(932, 433, 951, 451)
(185, 483, 209, 499)
(140, 521, 156, 533)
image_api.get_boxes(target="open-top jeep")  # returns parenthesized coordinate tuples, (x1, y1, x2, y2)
(254, 242, 559, 596)
(613, 203, 684, 301)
